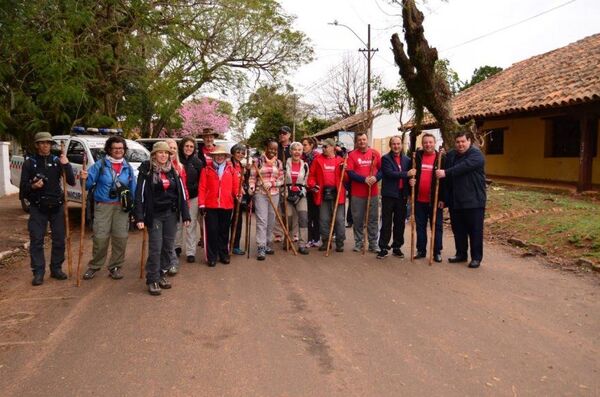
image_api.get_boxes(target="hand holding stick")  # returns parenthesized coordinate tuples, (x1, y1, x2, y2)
(362, 154, 376, 256)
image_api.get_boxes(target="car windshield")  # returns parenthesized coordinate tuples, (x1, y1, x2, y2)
(90, 148, 149, 163)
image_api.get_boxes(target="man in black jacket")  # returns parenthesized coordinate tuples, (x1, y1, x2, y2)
(20, 132, 76, 286)
(435, 131, 486, 268)
(376, 135, 410, 259)
(408, 133, 445, 262)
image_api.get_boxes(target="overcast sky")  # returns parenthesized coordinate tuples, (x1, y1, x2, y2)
(280, 0, 600, 104)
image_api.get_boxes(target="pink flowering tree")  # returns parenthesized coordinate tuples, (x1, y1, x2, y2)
(169, 98, 230, 137)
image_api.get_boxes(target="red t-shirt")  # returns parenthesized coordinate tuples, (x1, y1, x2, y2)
(160, 172, 171, 191)
(322, 157, 337, 187)
(347, 149, 380, 197)
(417, 152, 436, 203)
(111, 162, 123, 175)
(290, 161, 301, 192)
(393, 155, 404, 189)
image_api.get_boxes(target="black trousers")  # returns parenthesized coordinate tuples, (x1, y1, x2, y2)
(28, 205, 66, 275)
(205, 208, 233, 262)
(378, 196, 407, 250)
(306, 192, 320, 242)
(449, 207, 485, 261)
(414, 201, 443, 255)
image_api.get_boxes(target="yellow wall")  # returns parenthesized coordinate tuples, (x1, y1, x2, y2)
(483, 117, 600, 184)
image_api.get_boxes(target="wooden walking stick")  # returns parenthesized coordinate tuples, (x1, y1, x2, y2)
(410, 151, 417, 263)
(60, 142, 73, 278)
(245, 198, 253, 259)
(140, 229, 147, 279)
(282, 148, 290, 251)
(325, 154, 348, 257)
(362, 153, 377, 256)
(76, 154, 87, 287)
(252, 163, 297, 256)
(429, 150, 443, 266)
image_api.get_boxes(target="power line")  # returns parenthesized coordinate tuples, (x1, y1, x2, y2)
(373, 0, 401, 17)
(441, 0, 578, 52)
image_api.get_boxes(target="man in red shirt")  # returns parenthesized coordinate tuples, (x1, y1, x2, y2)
(407, 133, 445, 262)
(346, 131, 381, 252)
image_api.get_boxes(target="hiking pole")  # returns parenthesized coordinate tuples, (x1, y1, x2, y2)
(362, 154, 376, 256)
(76, 154, 87, 287)
(325, 154, 347, 257)
(245, 197, 253, 259)
(429, 150, 443, 266)
(282, 148, 290, 251)
(140, 228, 147, 279)
(60, 143, 73, 278)
(410, 151, 416, 263)
(253, 163, 297, 256)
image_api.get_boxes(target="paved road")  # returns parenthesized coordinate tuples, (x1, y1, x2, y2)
(0, 214, 598, 396)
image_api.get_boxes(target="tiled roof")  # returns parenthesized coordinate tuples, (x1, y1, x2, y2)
(311, 108, 381, 138)
(412, 33, 600, 128)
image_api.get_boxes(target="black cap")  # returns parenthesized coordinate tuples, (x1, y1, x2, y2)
(278, 126, 291, 134)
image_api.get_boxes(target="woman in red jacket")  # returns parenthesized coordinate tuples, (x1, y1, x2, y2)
(198, 146, 239, 267)
(307, 138, 347, 253)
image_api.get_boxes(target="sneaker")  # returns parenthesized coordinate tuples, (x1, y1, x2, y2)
(257, 246, 266, 261)
(232, 248, 245, 255)
(414, 251, 427, 259)
(148, 282, 161, 296)
(368, 246, 380, 253)
(187, 255, 195, 263)
(265, 247, 275, 255)
(318, 242, 328, 252)
(207, 261, 217, 267)
(175, 247, 182, 257)
(167, 266, 178, 276)
(376, 249, 389, 259)
(306, 241, 314, 248)
(298, 247, 309, 255)
(109, 267, 123, 280)
(83, 268, 100, 280)
(313, 240, 323, 248)
(335, 246, 344, 253)
(32, 273, 44, 286)
(353, 245, 362, 252)
(50, 270, 68, 280)
(158, 276, 172, 289)
(220, 255, 231, 265)
(392, 248, 404, 258)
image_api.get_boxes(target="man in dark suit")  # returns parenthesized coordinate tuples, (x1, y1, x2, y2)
(376, 135, 411, 259)
(435, 131, 486, 268)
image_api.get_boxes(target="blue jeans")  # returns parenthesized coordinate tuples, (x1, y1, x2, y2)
(415, 201, 443, 255)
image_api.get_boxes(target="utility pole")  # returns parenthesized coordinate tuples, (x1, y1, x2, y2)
(358, 24, 378, 113)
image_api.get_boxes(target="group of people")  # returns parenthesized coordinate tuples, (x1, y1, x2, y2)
(21, 126, 487, 296)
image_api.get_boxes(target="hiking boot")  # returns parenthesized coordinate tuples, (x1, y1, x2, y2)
(353, 245, 362, 252)
(187, 255, 195, 263)
(109, 267, 123, 280)
(167, 265, 178, 276)
(83, 268, 100, 280)
(158, 276, 172, 289)
(298, 247, 309, 255)
(257, 246, 266, 261)
(232, 248, 245, 255)
(335, 246, 344, 253)
(318, 243, 328, 252)
(434, 254, 442, 263)
(32, 273, 44, 286)
(207, 261, 217, 267)
(175, 247, 182, 257)
(392, 248, 404, 258)
(265, 247, 275, 255)
(448, 255, 468, 263)
(148, 282, 161, 296)
(50, 269, 68, 280)
(413, 251, 426, 259)
(220, 255, 231, 265)
(376, 249, 389, 260)
(369, 246, 380, 254)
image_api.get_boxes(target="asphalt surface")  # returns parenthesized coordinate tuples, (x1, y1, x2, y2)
(0, 209, 598, 396)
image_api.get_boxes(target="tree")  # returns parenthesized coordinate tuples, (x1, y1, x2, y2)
(0, 0, 313, 144)
(390, 0, 464, 148)
(376, 79, 414, 131)
(317, 54, 375, 119)
(461, 65, 503, 91)
(169, 98, 231, 137)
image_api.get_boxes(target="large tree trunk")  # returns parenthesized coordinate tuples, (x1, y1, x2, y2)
(390, 0, 461, 148)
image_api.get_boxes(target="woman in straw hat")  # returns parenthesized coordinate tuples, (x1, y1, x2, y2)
(134, 142, 191, 296)
(198, 145, 239, 267)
